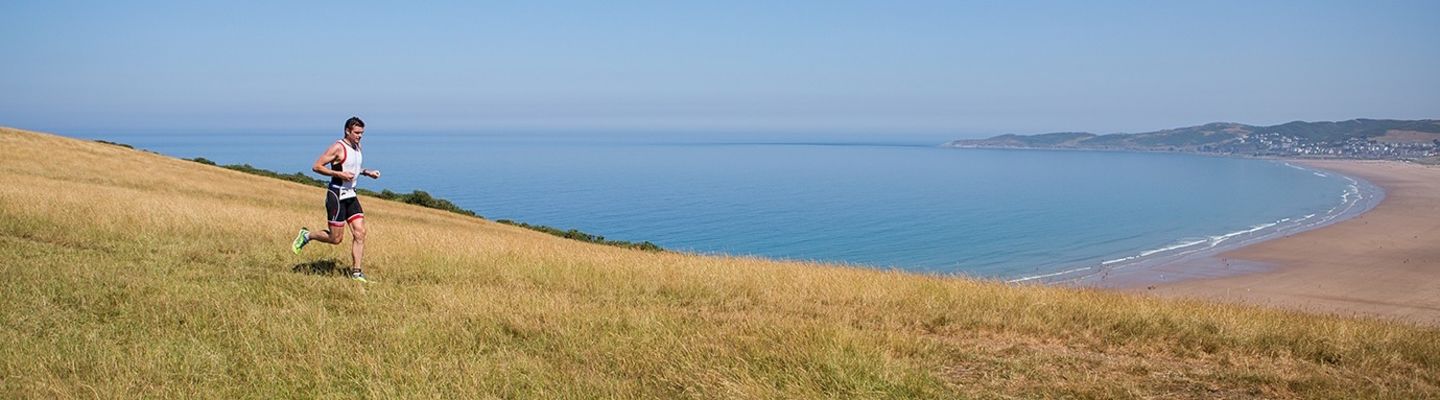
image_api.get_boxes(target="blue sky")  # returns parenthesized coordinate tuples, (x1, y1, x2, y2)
(2, 1, 1437, 136)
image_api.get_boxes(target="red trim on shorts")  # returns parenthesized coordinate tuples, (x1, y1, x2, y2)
(328, 220, 347, 227)
(347, 213, 365, 222)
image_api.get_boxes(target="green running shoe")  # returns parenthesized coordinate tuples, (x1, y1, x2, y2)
(349, 269, 369, 283)
(292, 227, 310, 254)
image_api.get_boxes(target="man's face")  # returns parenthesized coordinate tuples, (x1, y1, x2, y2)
(346, 126, 365, 143)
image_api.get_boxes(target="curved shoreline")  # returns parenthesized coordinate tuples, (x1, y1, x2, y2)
(1115, 160, 1440, 325)
(1005, 159, 1385, 286)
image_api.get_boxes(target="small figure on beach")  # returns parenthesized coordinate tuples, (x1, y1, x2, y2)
(291, 116, 381, 282)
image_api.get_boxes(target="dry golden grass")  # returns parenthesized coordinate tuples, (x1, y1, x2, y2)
(1, 126, 1438, 399)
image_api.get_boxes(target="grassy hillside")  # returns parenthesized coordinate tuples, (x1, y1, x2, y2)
(2, 126, 1438, 398)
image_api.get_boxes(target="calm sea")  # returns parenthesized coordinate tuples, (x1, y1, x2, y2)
(79, 131, 1373, 280)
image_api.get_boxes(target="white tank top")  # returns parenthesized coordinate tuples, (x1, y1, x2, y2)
(329, 139, 363, 200)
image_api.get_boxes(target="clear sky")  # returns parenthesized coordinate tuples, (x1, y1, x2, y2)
(2, 1, 1437, 137)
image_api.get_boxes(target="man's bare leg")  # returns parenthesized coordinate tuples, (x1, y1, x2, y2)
(308, 225, 345, 245)
(295, 224, 343, 255)
(349, 218, 367, 272)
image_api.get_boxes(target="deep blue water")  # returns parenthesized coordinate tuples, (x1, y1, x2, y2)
(80, 131, 1364, 280)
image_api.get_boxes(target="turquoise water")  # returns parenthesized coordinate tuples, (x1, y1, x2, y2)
(82, 131, 1368, 280)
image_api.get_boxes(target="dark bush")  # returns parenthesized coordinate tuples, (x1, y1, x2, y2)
(94, 140, 134, 149)
(184, 157, 659, 252)
(496, 220, 663, 252)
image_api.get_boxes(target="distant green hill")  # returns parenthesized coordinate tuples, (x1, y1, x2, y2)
(945, 119, 1440, 159)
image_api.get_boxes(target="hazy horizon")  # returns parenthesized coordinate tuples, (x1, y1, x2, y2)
(3, 1, 1438, 137)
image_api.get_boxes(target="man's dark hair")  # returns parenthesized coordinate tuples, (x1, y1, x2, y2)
(344, 116, 365, 132)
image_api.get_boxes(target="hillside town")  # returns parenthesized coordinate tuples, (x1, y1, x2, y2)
(948, 120, 1440, 161)
(1216, 133, 1440, 159)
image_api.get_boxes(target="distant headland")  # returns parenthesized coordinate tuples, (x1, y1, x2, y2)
(944, 119, 1440, 161)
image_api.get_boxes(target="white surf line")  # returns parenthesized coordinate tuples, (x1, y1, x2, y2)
(1141, 239, 1209, 257)
(1101, 256, 1137, 266)
(1100, 239, 1206, 266)
(1039, 164, 1378, 286)
(1088, 213, 1312, 277)
(1209, 222, 1278, 246)
(1283, 160, 1331, 178)
(1272, 164, 1370, 230)
(1307, 177, 1365, 227)
(1006, 266, 1093, 283)
(1166, 173, 1374, 268)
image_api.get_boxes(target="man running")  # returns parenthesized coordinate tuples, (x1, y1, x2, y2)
(292, 116, 381, 282)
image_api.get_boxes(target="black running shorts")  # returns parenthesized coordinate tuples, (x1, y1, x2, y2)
(326, 188, 365, 227)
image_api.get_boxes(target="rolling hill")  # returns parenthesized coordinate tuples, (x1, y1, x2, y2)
(2, 126, 1438, 398)
(946, 119, 1440, 158)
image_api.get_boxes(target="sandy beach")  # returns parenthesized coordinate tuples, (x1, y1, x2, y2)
(1128, 160, 1440, 325)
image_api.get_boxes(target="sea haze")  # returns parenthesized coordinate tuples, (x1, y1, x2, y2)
(86, 131, 1364, 280)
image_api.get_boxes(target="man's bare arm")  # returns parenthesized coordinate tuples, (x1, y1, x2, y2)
(311, 143, 354, 180)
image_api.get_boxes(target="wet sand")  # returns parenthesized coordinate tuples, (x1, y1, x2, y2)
(1130, 160, 1440, 326)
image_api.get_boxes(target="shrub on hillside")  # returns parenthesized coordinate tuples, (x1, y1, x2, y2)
(374, 189, 478, 218)
(182, 157, 660, 251)
(496, 219, 662, 252)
